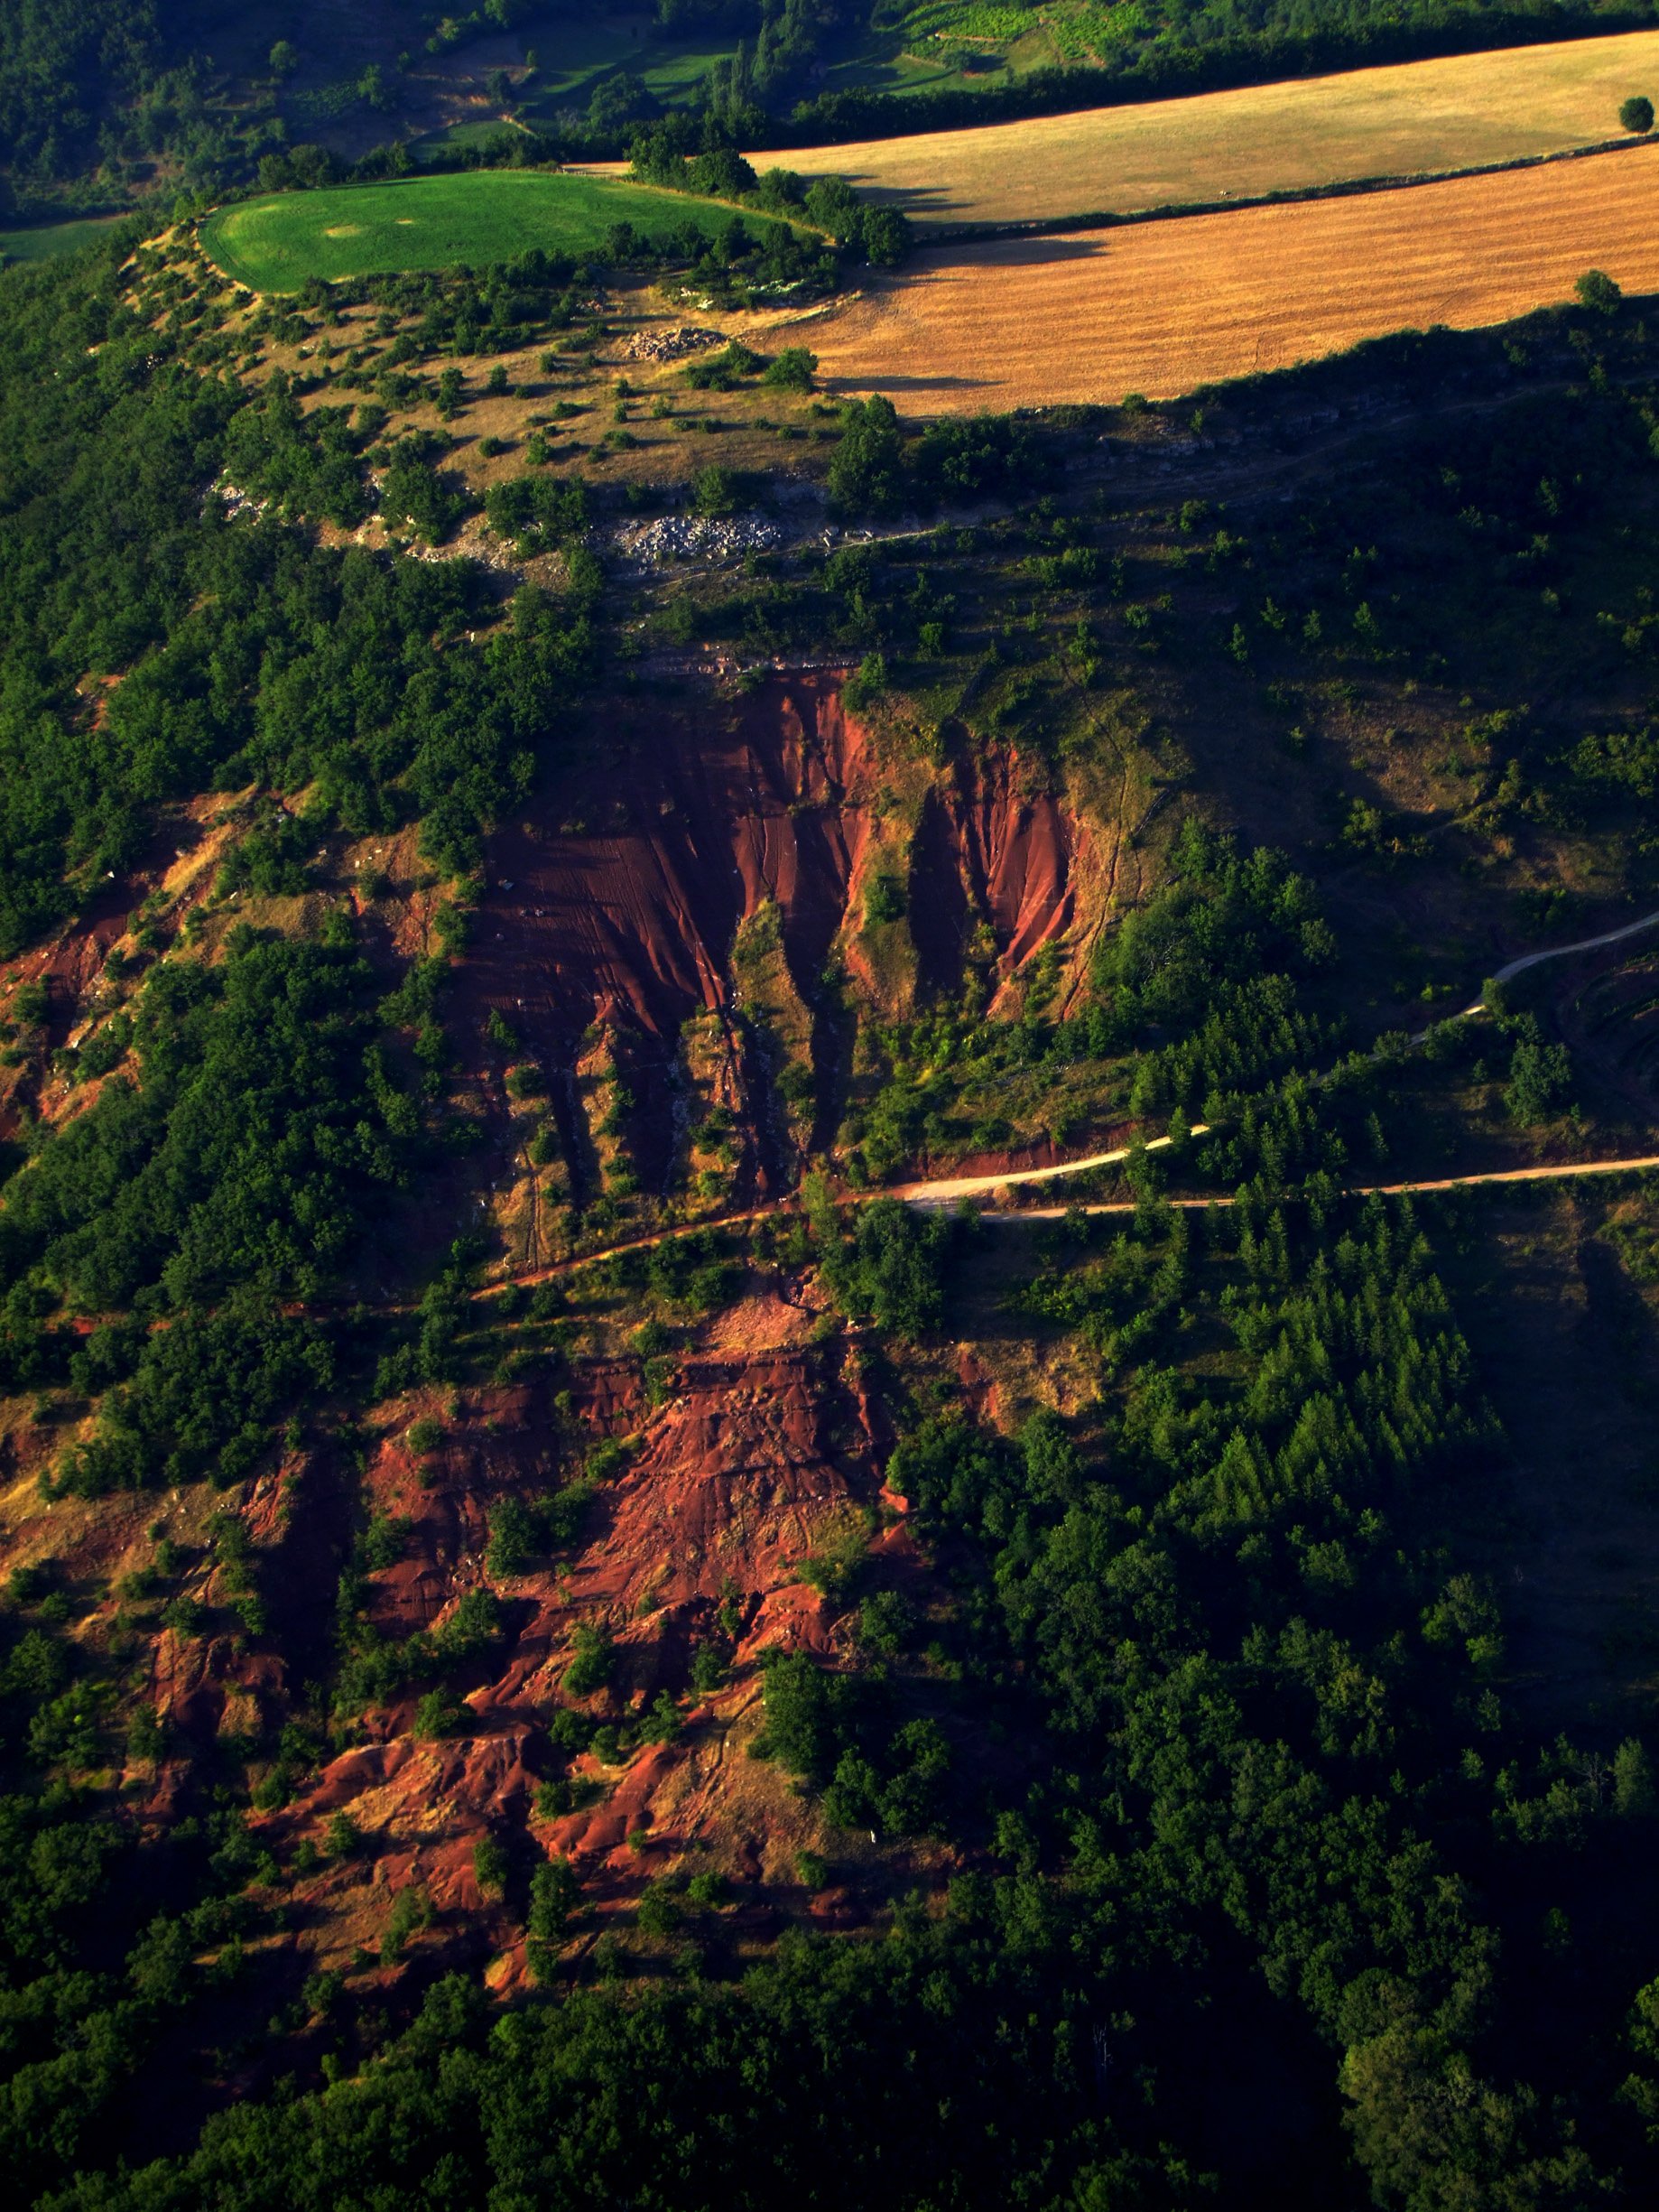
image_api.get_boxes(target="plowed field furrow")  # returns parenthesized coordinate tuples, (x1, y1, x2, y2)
(800, 142, 1659, 410)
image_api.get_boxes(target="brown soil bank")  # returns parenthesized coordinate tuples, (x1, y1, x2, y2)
(468, 677, 1087, 1190)
(800, 139, 1659, 412)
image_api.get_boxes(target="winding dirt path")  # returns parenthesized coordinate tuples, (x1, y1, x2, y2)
(969, 1153, 1659, 1222)
(1455, 906, 1659, 1015)
(485, 1150, 1659, 1290)
(479, 905, 1659, 1289)
(885, 1123, 1212, 1208)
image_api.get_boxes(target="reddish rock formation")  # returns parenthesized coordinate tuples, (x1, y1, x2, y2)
(466, 675, 1088, 1190)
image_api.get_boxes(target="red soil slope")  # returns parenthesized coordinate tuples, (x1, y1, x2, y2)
(234, 1291, 923, 1980)
(468, 676, 1083, 1188)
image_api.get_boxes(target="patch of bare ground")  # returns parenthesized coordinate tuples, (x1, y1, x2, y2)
(799, 142, 1659, 411)
(252, 1337, 940, 1981)
(462, 674, 1104, 1245)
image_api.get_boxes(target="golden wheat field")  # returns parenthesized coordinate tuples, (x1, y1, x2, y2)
(786, 139, 1659, 411)
(748, 30, 1659, 230)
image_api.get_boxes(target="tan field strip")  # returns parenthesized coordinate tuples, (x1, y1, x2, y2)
(794, 139, 1659, 409)
(748, 31, 1659, 231)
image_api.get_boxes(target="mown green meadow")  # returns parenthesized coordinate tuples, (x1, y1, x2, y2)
(199, 171, 758, 292)
(0, 213, 129, 265)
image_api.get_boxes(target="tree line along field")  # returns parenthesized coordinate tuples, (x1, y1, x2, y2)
(746, 27, 1659, 231)
(199, 171, 765, 293)
(795, 137, 1659, 409)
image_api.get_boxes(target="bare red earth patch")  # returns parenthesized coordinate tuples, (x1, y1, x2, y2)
(466, 676, 1085, 1191)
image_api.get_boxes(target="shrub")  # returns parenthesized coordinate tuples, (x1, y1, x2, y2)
(561, 1624, 614, 1697)
(762, 347, 817, 392)
(379, 1883, 433, 1962)
(863, 869, 904, 925)
(691, 463, 739, 516)
(127, 1704, 167, 1761)
(412, 1687, 468, 1739)
(795, 1512, 870, 1603)
(360, 1513, 410, 1571)
(1620, 95, 1654, 133)
(846, 652, 889, 714)
(1575, 268, 1623, 313)
(324, 1811, 358, 1857)
(381, 432, 466, 541)
(486, 1495, 538, 1579)
(635, 1882, 681, 1938)
(527, 1856, 580, 1960)
(637, 1690, 681, 1744)
(472, 1833, 508, 1897)
(542, 1479, 597, 1549)
(682, 342, 763, 392)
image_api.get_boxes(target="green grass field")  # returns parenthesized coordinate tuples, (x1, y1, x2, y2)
(520, 22, 735, 110)
(199, 172, 754, 293)
(0, 214, 128, 265)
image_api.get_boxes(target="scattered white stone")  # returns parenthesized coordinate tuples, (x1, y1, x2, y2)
(612, 511, 785, 569)
(215, 480, 271, 522)
(622, 326, 724, 363)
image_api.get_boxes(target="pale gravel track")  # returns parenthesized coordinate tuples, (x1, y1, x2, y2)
(482, 907, 1659, 1288)
(975, 1154, 1659, 1222)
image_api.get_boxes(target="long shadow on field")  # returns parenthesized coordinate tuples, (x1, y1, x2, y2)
(818, 373, 998, 394)
(925, 236, 1108, 265)
(833, 181, 958, 220)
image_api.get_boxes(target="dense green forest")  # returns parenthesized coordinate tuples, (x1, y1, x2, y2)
(3, 184, 1659, 2209)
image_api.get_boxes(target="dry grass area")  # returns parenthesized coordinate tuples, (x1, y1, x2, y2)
(792, 140, 1659, 409)
(747, 31, 1659, 230)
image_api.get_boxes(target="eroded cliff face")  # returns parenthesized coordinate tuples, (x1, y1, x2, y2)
(467, 675, 1098, 1201)
(70, 1279, 921, 1986)
(0, 1278, 924, 1991)
(0, 674, 1095, 2005)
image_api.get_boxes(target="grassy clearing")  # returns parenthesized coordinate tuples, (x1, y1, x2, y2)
(200, 171, 752, 293)
(751, 28, 1659, 230)
(524, 22, 734, 111)
(800, 137, 1659, 408)
(0, 214, 128, 265)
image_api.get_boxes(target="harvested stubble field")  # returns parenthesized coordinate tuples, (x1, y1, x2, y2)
(748, 29, 1659, 230)
(796, 140, 1659, 410)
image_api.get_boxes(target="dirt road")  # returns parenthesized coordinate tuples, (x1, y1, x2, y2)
(970, 1154, 1659, 1222)
(885, 1123, 1212, 1208)
(1456, 906, 1659, 1015)
(480, 906, 1659, 1288)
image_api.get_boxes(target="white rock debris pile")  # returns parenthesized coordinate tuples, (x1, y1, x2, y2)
(622, 326, 724, 363)
(614, 512, 784, 568)
(215, 481, 272, 523)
